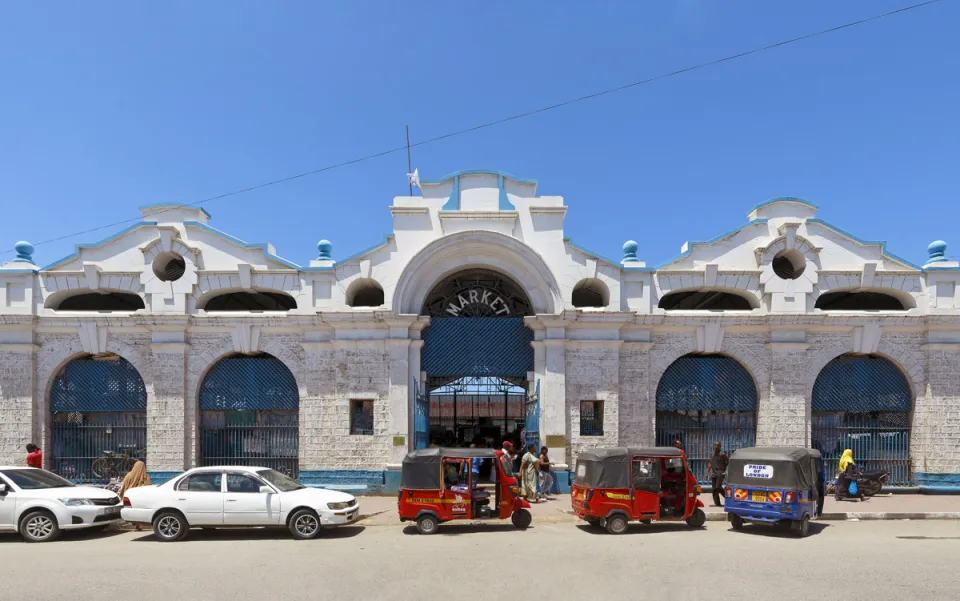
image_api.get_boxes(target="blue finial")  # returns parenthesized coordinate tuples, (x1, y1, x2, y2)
(926, 240, 947, 265)
(622, 240, 639, 263)
(12, 240, 34, 263)
(317, 239, 333, 261)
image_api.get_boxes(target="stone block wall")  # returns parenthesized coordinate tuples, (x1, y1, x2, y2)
(565, 343, 620, 463)
(0, 350, 35, 465)
(617, 343, 652, 447)
(919, 347, 960, 476)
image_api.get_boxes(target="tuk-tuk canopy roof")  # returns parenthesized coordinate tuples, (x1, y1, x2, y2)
(726, 447, 823, 494)
(400, 447, 499, 490)
(574, 447, 685, 489)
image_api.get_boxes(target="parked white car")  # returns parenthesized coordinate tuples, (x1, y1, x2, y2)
(0, 467, 123, 542)
(121, 466, 359, 541)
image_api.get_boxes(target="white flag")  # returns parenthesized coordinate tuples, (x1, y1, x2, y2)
(407, 168, 420, 189)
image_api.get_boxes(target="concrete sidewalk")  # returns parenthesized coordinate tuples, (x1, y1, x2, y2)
(355, 493, 960, 525)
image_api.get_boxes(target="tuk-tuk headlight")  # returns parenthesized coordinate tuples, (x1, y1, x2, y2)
(696, 485, 702, 494)
(510, 486, 519, 496)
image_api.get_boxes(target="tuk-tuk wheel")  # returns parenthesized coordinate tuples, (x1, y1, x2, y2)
(416, 514, 439, 535)
(791, 515, 810, 538)
(685, 508, 706, 528)
(730, 514, 744, 530)
(511, 508, 532, 530)
(605, 515, 628, 535)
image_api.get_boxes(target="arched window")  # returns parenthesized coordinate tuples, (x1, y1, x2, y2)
(815, 291, 907, 311)
(53, 292, 145, 311)
(347, 279, 385, 308)
(202, 291, 296, 311)
(572, 278, 609, 308)
(658, 290, 755, 311)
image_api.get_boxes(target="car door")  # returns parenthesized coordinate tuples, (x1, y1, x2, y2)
(175, 472, 224, 525)
(223, 472, 280, 525)
(631, 456, 660, 519)
(0, 473, 17, 530)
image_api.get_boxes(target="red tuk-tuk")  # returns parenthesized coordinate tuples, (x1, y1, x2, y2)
(398, 447, 532, 534)
(571, 447, 706, 534)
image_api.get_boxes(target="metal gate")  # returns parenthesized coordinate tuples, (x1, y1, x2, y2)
(426, 376, 527, 447)
(655, 354, 758, 483)
(811, 354, 912, 485)
(199, 355, 299, 476)
(50, 355, 147, 483)
(524, 380, 541, 451)
(413, 379, 430, 450)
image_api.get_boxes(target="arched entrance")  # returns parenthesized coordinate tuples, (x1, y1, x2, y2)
(811, 354, 912, 485)
(50, 354, 147, 483)
(655, 354, 757, 481)
(415, 269, 537, 451)
(198, 354, 299, 476)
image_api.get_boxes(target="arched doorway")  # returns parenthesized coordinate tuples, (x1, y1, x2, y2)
(50, 354, 147, 483)
(811, 354, 912, 485)
(655, 354, 757, 481)
(198, 354, 299, 476)
(416, 269, 537, 451)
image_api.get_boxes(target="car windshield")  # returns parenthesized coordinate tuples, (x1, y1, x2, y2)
(257, 469, 305, 492)
(1, 469, 75, 490)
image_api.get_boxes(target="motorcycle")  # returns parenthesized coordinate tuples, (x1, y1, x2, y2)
(826, 470, 889, 497)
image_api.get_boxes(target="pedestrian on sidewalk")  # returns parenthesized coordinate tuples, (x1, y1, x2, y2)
(25, 443, 42, 468)
(708, 442, 728, 507)
(119, 461, 151, 531)
(521, 444, 540, 503)
(836, 449, 866, 502)
(538, 446, 554, 499)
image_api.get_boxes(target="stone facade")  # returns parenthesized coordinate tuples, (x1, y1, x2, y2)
(1, 173, 959, 491)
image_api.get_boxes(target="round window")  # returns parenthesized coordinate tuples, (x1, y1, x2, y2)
(152, 252, 186, 282)
(772, 250, 806, 280)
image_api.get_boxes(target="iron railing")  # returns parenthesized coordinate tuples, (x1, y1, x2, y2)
(199, 410, 299, 477)
(656, 410, 756, 483)
(812, 411, 911, 485)
(51, 412, 146, 483)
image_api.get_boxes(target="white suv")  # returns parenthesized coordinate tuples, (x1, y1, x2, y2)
(0, 467, 123, 542)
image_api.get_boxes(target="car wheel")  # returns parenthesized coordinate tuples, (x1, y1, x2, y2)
(730, 514, 745, 530)
(605, 515, 628, 535)
(289, 509, 321, 540)
(152, 511, 188, 542)
(685, 508, 706, 528)
(416, 514, 439, 535)
(791, 515, 810, 538)
(20, 510, 61, 543)
(511, 508, 532, 530)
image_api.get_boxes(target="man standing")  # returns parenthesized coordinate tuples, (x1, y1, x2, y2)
(538, 446, 554, 498)
(26, 443, 42, 469)
(708, 442, 729, 507)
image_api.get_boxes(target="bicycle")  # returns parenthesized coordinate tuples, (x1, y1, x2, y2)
(91, 446, 145, 480)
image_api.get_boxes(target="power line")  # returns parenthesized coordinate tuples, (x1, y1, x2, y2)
(2, 0, 944, 258)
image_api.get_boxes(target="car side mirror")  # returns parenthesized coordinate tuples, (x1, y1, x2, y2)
(0, 483, 7, 495)
(259, 486, 273, 494)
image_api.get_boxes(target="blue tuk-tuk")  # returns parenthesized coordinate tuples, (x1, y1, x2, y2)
(723, 447, 825, 537)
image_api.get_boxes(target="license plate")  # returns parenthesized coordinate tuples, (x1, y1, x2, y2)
(751, 491, 767, 503)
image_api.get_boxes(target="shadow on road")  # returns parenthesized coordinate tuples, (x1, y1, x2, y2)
(726, 522, 830, 538)
(402, 523, 527, 536)
(0, 526, 127, 544)
(574, 523, 704, 536)
(130, 525, 366, 542)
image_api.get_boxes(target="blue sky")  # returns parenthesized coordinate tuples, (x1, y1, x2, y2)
(1, 1, 957, 269)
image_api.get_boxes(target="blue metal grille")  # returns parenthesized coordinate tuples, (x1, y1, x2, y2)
(655, 354, 757, 411)
(656, 411, 756, 484)
(524, 380, 541, 451)
(199, 410, 299, 476)
(199, 355, 299, 411)
(422, 317, 533, 378)
(51, 412, 146, 483)
(812, 412, 911, 485)
(414, 379, 430, 450)
(812, 354, 912, 411)
(51, 356, 147, 412)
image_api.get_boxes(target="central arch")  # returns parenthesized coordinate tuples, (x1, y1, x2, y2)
(415, 266, 538, 454)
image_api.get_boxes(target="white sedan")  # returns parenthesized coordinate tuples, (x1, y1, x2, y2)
(0, 467, 123, 542)
(121, 466, 359, 541)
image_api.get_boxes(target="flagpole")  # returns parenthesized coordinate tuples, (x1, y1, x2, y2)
(406, 125, 413, 196)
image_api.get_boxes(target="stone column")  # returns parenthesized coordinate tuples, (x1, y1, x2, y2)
(387, 339, 410, 465)
(917, 344, 960, 487)
(300, 341, 334, 473)
(0, 344, 37, 466)
(405, 340, 423, 451)
(148, 338, 188, 478)
(542, 338, 567, 467)
(619, 342, 653, 447)
(758, 343, 810, 447)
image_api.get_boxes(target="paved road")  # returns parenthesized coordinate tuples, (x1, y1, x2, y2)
(2, 520, 959, 600)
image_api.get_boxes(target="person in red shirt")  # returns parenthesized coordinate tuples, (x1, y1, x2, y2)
(26, 443, 42, 468)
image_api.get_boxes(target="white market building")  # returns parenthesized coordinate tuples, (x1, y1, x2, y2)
(1, 169, 958, 493)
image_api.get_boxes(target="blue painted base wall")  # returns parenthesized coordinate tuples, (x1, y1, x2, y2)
(147, 471, 181, 485)
(299, 470, 384, 494)
(915, 472, 960, 494)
